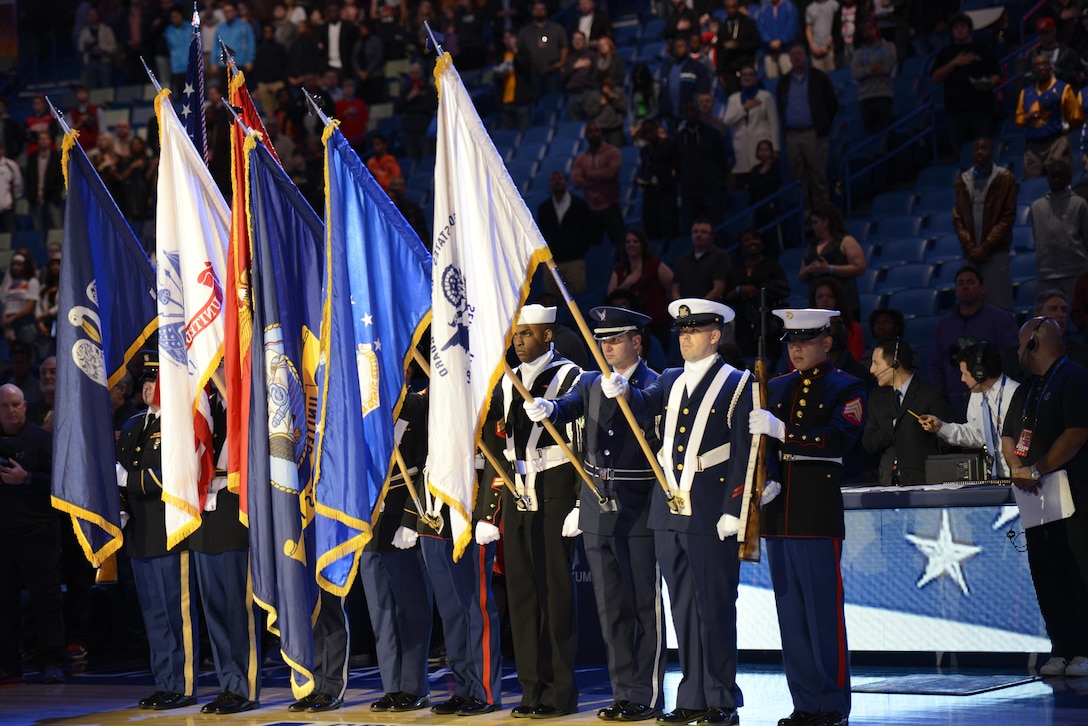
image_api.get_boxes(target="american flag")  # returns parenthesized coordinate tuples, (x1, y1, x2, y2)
(181, 9, 207, 164)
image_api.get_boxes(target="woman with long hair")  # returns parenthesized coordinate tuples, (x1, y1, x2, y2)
(799, 202, 866, 320)
(607, 229, 674, 345)
(1, 249, 41, 346)
(809, 275, 865, 362)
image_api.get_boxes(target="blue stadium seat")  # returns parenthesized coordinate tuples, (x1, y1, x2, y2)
(882, 262, 936, 292)
(1014, 278, 1039, 315)
(513, 142, 548, 161)
(536, 155, 572, 179)
(643, 18, 665, 38)
(917, 163, 962, 189)
(614, 23, 641, 48)
(886, 288, 939, 318)
(927, 234, 963, 263)
(1011, 253, 1038, 282)
(638, 41, 666, 63)
(847, 219, 870, 243)
(505, 158, 538, 184)
(489, 128, 520, 150)
(553, 121, 585, 140)
(869, 190, 917, 218)
(926, 211, 955, 233)
(12, 230, 47, 265)
(1012, 227, 1034, 252)
(875, 237, 929, 265)
(1017, 176, 1050, 205)
(869, 216, 924, 242)
(519, 126, 553, 146)
(584, 245, 616, 289)
(915, 188, 955, 213)
(778, 246, 805, 276)
(1016, 203, 1032, 226)
(857, 267, 880, 293)
(905, 314, 942, 351)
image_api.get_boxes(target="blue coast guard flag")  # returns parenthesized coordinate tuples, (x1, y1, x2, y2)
(182, 9, 207, 162)
(244, 134, 324, 698)
(50, 130, 158, 566)
(313, 123, 431, 594)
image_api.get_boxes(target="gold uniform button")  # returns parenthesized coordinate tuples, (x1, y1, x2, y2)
(803, 379, 812, 386)
(815, 437, 821, 442)
(677, 445, 684, 452)
(819, 403, 825, 409)
(677, 464, 684, 471)
(720, 477, 725, 482)
(796, 411, 804, 419)
(679, 426, 687, 433)
(803, 388, 810, 394)
(683, 408, 689, 415)
(801, 435, 808, 440)
(490, 504, 496, 508)
(711, 408, 716, 414)
(799, 399, 807, 406)
(135, 446, 142, 452)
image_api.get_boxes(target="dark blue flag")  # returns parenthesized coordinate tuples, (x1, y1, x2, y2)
(182, 10, 207, 163)
(51, 130, 158, 566)
(244, 134, 324, 698)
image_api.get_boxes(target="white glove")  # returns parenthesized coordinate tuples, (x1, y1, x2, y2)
(561, 507, 582, 537)
(716, 513, 740, 541)
(749, 409, 786, 442)
(475, 520, 501, 545)
(600, 372, 629, 399)
(392, 526, 418, 550)
(760, 479, 781, 507)
(523, 397, 555, 423)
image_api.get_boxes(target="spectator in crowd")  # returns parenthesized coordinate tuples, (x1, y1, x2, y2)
(777, 43, 838, 213)
(810, 275, 864, 362)
(586, 75, 627, 147)
(373, 0, 409, 62)
(283, 0, 308, 25)
(26, 355, 55, 429)
(287, 20, 323, 91)
(722, 63, 779, 188)
(724, 228, 789, 363)
(953, 137, 1016, 311)
(659, 36, 713, 131)
(320, 2, 360, 79)
(335, 77, 370, 151)
(206, 84, 232, 199)
(798, 202, 865, 321)
(117, 135, 153, 222)
(88, 131, 121, 200)
(0, 340, 42, 405)
(927, 265, 1019, 418)
(2, 251, 40, 348)
(113, 119, 134, 159)
(25, 132, 63, 231)
(78, 7, 118, 89)
(758, 0, 800, 79)
(367, 134, 402, 193)
(805, 0, 838, 72)
(1035, 17, 1080, 85)
(24, 95, 59, 157)
(388, 176, 429, 249)
(263, 113, 296, 164)
(747, 139, 783, 252)
(633, 119, 677, 247)
(572, 0, 612, 51)
(0, 97, 25, 160)
(0, 141, 22, 234)
(851, 17, 896, 137)
(163, 7, 191, 98)
(608, 229, 674, 346)
(1032, 159, 1088, 304)
(353, 19, 387, 105)
(863, 307, 919, 374)
(518, 2, 569, 97)
(835, 0, 862, 65)
(0, 383, 65, 684)
(452, 0, 488, 70)
(563, 31, 599, 122)
(864, 337, 953, 486)
(1009, 290, 1088, 373)
(210, 1, 257, 84)
(595, 35, 625, 89)
(715, 0, 761, 94)
(35, 257, 60, 362)
(69, 84, 102, 152)
(672, 217, 730, 303)
(497, 30, 534, 132)
(537, 171, 592, 295)
(628, 63, 660, 135)
(572, 121, 625, 252)
(931, 13, 1000, 156)
(1017, 53, 1084, 179)
(675, 101, 730, 229)
(319, 69, 345, 104)
(273, 3, 300, 48)
(114, 0, 155, 85)
(663, 0, 698, 42)
(908, 0, 957, 56)
(252, 22, 288, 115)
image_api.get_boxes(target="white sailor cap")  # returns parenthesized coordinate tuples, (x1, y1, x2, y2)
(773, 308, 837, 341)
(668, 298, 735, 329)
(517, 304, 557, 325)
(588, 306, 652, 339)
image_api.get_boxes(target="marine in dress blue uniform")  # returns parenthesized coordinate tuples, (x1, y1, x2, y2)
(118, 351, 199, 711)
(525, 306, 667, 721)
(604, 299, 753, 726)
(481, 304, 583, 718)
(359, 391, 434, 713)
(750, 309, 865, 726)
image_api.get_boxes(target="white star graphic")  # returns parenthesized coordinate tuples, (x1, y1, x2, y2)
(992, 505, 1020, 531)
(361, 313, 373, 327)
(374, 339, 381, 351)
(181, 104, 191, 118)
(183, 82, 195, 97)
(906, 509, 982, 595)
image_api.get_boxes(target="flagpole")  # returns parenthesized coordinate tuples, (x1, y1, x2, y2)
(301, 87, 333, 127)
(219, 98, 253, 137)
(411, 349, 527, 507)
(45, 97, 73, 135)
(541, 256, 679, 511)
(141, 56, 164, 93)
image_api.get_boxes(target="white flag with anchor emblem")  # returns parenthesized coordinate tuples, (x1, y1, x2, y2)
(426, 52, 550, 560)
(154, 89, 230, 549)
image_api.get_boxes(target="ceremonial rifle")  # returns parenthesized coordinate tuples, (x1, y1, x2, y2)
(738, 288, 769, 562)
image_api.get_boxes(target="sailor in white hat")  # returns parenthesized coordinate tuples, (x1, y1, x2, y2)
(748, 308, 866, 726)
(601, 297, 750, 726)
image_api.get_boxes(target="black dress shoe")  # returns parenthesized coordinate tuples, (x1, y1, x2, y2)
(433, 695, 468, 714)
(619, 703, 662, 721)
(777, 712, 816, 726)
(658, 708, 708, 724)
(138, 691, 169, 709)
(457, 697, 501, 716)
(150, 692, 197, 710)
(812, 713, 847, 726)
(202, 691, 260, 714)
(512, 704, 538, 718)
(371, 692, 399, 711)
(307, 693, 344, 712)
(696, 708, 739, 725)
(390, 692, 431, 711)
(288, 694, 318, 712)
(599, 702, 624, 720)
(529, 705, 569, 719)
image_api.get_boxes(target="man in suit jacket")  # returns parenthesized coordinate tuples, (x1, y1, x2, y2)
(525, 306, 666, 721)
(602, 299, 752, 726)
(862, 338, 953, 486)
(24, 131, 64, 230)
(320, 3, 360, 79)
(537, 172, 592, 294)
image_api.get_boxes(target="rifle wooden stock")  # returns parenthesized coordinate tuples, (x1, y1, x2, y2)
(738, 358, 768, 562)
(95, 553, 119, 584)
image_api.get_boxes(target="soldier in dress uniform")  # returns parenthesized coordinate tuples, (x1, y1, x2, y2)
(602, 299, 753, 726)
(417, 393, 504, 716)
(748, 308, 865, 726)
(477, 304, 583, 718)
(189, 392, 261, 714)
(358, 390, 434, 713)
(523, 306, 666, 721)
(118, 350, 199, 710)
